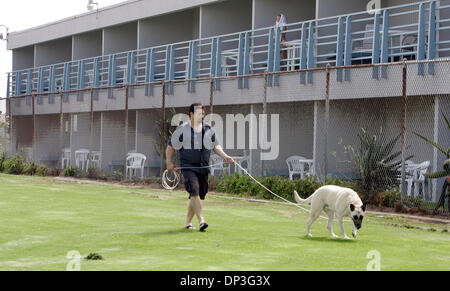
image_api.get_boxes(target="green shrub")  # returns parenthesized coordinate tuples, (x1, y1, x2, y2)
(375, 188, 401, 208)
(216, 172, 416, 209)
(87, 167, 104, 180)
(0, 151, 7, 172)
(46, 168, 61, 177)
(293, 176, 322, 200)
(36, 165, 48, 177)
(23, 162, 38, 176)
(3, 155, 25, 175)
(325, 177, 358, 189)
(403, 196, 425, 209)
(216, 174, 322, 202)
(112, 170, 124, 181)
(74, 167, 87, 179)
(64, 166, 76, 177)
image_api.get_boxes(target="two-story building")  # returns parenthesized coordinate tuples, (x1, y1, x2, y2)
(4, 0, 450, 202)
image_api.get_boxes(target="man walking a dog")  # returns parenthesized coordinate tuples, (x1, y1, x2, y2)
(166, 103, 234, 231)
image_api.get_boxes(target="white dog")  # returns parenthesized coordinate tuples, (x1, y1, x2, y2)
(294, 185, 366, 239)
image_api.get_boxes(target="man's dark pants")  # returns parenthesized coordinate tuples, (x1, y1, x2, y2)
(182, 170, 209, 200)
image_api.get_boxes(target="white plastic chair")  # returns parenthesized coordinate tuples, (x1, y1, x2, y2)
(210, 154, 227, 176)
(75, 149, 90, 172)
(286, 156, 314, 180)
(90, 151, 101, 169)
(61, 148, 71, 169)
(412, 161, 430, 198)
(126, 153, 146, 179)
(403, 160, 416, 197)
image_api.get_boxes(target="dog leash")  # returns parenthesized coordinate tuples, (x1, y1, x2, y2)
(162, 161, 326, 218)
(233, 162, 328, 219)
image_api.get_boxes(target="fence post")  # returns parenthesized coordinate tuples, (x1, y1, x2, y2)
(89, 88, 94, 151)
(209, 77, 214, 118)
(59, 93, 64, 168)
(324, 64, 330, 181)
(261, 72, 268, 177)
(32, 93, 36, 163)
(400, 60, 408, 201)
(160, 80, 166, 178)
(124, 85, 129, 170)
(8, 94, 13, 155)
(432, 95, 440, 202)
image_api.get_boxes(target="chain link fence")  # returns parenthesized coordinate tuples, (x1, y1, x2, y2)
(1, 59, 449, 214)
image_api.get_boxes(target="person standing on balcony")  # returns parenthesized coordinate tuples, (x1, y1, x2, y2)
(276, 13, 288, 71)
(166, 103, 235, 232)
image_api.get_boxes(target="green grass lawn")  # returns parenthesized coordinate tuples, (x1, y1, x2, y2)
(0, 174, 449, 271)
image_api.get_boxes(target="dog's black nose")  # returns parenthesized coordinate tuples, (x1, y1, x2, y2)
(356, 225, 361, 230)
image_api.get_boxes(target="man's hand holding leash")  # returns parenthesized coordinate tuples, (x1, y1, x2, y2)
(213, 145, 235, 165)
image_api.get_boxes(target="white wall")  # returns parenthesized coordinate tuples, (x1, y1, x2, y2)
(72, 30, 103, 61)
(138, 9, 199, 49)
(103, 22, 138, 55)
(12, 46, 34, 71)
(34, 37, 72, 67)
(253, 0, 316, 29)
(317, 0, 369, 18)
(7, 0, 221, 50)
(200, 0, 252, 38)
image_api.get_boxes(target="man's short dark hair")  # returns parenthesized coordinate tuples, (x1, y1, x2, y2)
(189, 103, 206, 117)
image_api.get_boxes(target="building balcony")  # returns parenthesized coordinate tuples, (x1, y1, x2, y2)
(5, 0, 450, 99)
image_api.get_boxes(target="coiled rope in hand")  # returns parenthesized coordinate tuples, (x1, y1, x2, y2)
(161, 162, 226, 191)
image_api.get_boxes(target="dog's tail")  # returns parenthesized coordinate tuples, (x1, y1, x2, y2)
(293, 191, 313, 205)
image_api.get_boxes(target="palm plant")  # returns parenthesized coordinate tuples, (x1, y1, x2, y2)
(346, 128, 412, 201)
(414, 112, 449, 211)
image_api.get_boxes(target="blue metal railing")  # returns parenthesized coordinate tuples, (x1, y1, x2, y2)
(6, 0, 450, 98)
